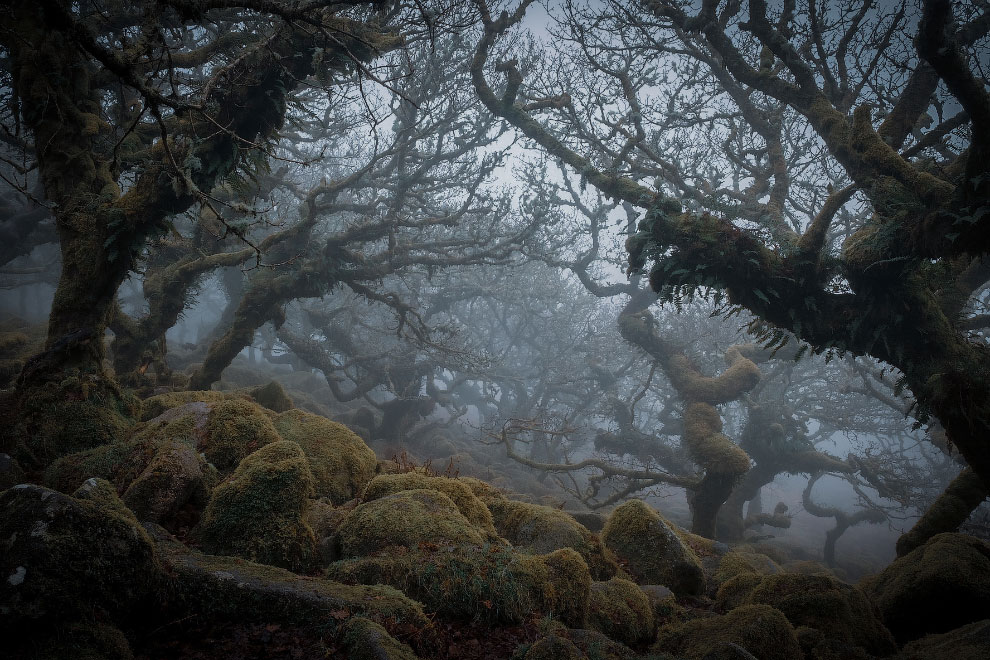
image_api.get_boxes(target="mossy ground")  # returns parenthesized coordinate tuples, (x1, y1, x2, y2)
(6, 388, 979, 659)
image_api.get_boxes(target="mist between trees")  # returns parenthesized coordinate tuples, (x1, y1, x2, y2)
(1, 0, 989, 576)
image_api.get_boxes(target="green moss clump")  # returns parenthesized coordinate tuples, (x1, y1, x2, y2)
(862, 532, 990, 644)
(714, 551, 781, 585)
(714, 572, 763, 611)
(488, 498, 618, 580)
(336, 489, 486, 558)
(363, 472, 496, 534)
(133, 398, 283, 474)
(274, 408, 377, 504)
(566, 628, 640, 660)
(522, 548, 592, 629)
(329, 545, 591, 627)
(45, 440, 149, 493)
(740, 573, 896, 656)
(653, 604, 801, 660)
(601, 500, 704, 596)
(72, 477, 135, 520)
(0, 484, 162, 626)
(140, 390, 239, 421)
(205, 398, 284, 470)
(587, 577, 656, 646)
(899, 619, 990, 660)
(342, 616, 419, 660)
(248, 380, 294, 413)
(458, 475, 506, 502)
(195, 440, 318, 573)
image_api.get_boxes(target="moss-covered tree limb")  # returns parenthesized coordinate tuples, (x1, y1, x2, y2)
(896, 467, 988, 557)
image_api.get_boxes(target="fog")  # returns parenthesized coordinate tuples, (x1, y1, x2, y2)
(2, 2, 990, 657)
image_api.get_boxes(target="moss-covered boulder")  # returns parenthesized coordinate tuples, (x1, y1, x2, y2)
(248, 380, 294, 413)
(152, 527, 435, 655)
(601, 499, 704, 596)
(195, 440, 318, 573)
(587, 577, 655, 646)
(328, 546, 591, 627)
(362, 472, 496, 534)
(516, 547, 592, 628)
(140, 390, 241, 421)
(121, 439, 214, 527)
(714, 572, 765, 611)
(862, 532, 990, 644)
(342, 616, 419, 660)
(0, 483, 161, 627)
(736, 573, 896, 656)
(336, 489, 486, 558)
(653, 604, 801, 660)
(273, 408, 377, 504)
(488, 498, 618, 580)
(134, 398, 283, 473)
(900, 619, 990, 660)
(714, 551, 781, 585)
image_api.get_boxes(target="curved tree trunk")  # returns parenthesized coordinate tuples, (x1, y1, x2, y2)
(896, 467, 988, 557)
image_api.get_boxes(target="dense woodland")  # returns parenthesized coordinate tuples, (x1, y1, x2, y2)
(1, 1, 990, 659)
